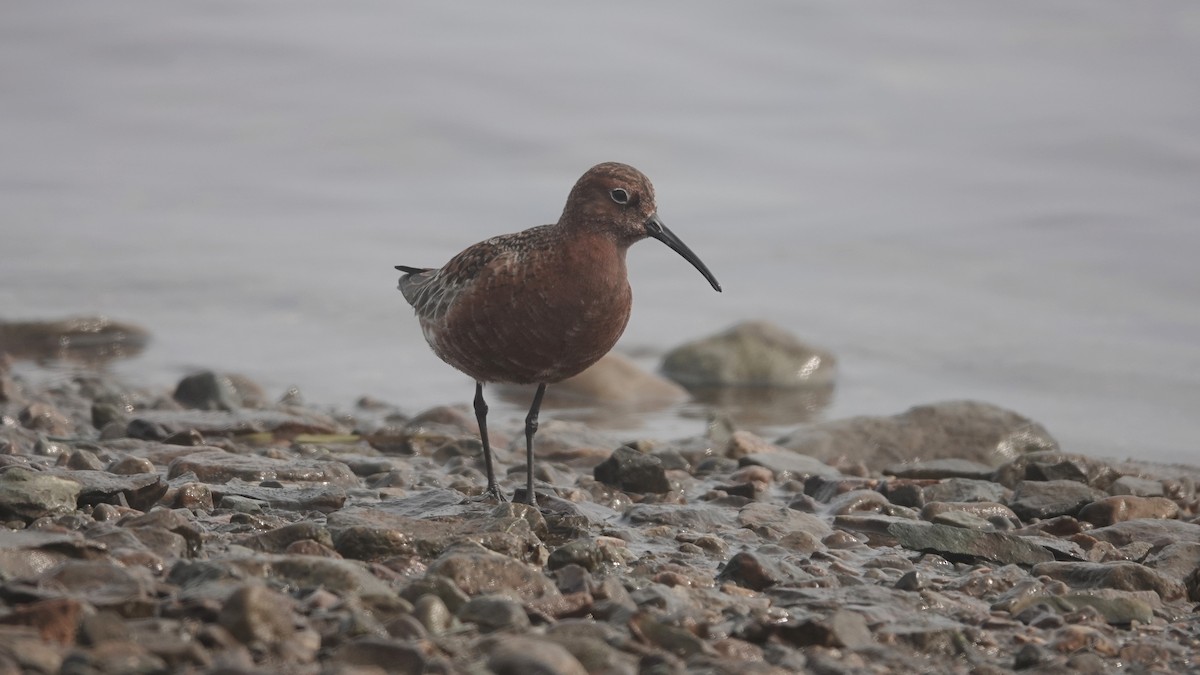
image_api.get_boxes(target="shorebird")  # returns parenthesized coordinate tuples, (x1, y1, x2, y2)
(396, 162, 721, 504)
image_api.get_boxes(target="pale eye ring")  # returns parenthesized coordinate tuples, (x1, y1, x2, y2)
(609, 188, 630, 205)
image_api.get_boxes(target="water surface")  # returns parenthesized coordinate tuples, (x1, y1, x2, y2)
(3, 1, 1198, 462)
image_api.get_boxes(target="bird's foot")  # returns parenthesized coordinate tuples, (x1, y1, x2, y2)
(473, 484, 508, 504)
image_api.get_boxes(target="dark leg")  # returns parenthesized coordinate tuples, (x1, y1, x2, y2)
(523, 383, 547, 506)
(474, 381, 504, 502)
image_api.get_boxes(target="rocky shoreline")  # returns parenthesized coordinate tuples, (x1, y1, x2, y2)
(1, 337, 1199, 673)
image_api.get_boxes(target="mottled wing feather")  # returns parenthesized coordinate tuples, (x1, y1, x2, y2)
(396, 225, 553, 322)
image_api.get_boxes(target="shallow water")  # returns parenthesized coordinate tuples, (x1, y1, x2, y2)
(3, 1, 1198, 462)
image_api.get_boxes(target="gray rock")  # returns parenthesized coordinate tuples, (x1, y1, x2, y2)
(47, 468, 167, 511)
(487, 636, 590, 675)
(593, 445, 670, 494)
(128, 408, 340, 440)
(992, 450, 1120, 490)
(218, 583, 298, 646)
(1107, 475, 1166, 497)
(168, 554, 397, 601)
(716, 550, 806, 590)
(738, 451, 841, 481)
(329, 500, 544, 563)
(625, 504, 739, 531)
(425, 544, 563, 612)
(660, 320, 836, 387)
(1146, 542, 1200, 585)
(1008, 588, 1157, 625)
(0, 467, 81, 521)
(1077, 495, 1179, 526)
(412, 594, 453, 636)
(888, 521, 1054, 566)
(1086, 518, 1200, 547)
(920, 501, 1020, 530)
(921, 477, 1011, 504)
(457, 594, 531, 632)
(776, 400, 1057, 472)
(213, 481, 346, 513)
(18, 402, 73, 435)
(167, 449, 357, 486)
(775, 609, 874, 649)
(1008, 479, 1107, 520)
(885, 458, 996, 480)
(1031, 561, 1185, 601)
(174, 371, 243, 411)
(0, 530, 107, 580)
(548, 537, 630, 571)
(38, 559, 157, 615)
(331, 636, 426, 674)
(0, 316, 149, 363)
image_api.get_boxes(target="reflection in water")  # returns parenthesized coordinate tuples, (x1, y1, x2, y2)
(685, 384, 836, 429)
(0, 317, 150, 365)
(493, 380, 835, 437)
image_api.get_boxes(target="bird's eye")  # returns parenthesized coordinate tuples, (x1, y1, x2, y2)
(610, 188, 630, 205)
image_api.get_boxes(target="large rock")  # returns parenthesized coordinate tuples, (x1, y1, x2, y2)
(0, 467, 81, 521)
(776, 400, 1057, 472)
(0, 317, 149, 364)
(660, 321, 836, 387)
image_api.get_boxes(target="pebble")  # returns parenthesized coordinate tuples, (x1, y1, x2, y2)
(0, 362, 1196, 674)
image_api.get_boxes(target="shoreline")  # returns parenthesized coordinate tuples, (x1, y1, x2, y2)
(0, 360, 1197, 673)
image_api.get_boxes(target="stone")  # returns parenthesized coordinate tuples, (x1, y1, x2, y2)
(888, 521, 1054, 566)
(167, 449, 357, 486)
(660, 320, 836, 387)
(738, 451, 841, 481)
(776, 400, 1057, 472)
(48, 468, 168, 511)
(593, 446, 670, 494)
(1086, 519, 1200, 547)
(884, 458, 996, 480)
(920, 502, 1021, 530)
(0, 529, 107, 579)
(775, 609, 874, 649)
(0, 467, 81, 521)
(1031, 561, 1185, 601)
(716, 550, 804, 590)
(992, 451, 1120, 490)
(487, 636, 590, 675)
(173, 371, 243, 411)
(18, 403, 73, 435)
(921, 477, 1011, 504)
(737, 502, 831, 539)
(1008, 480, 1107, 520)
(1077, 496, 1178, 526)
(457, 594, 531, 632)
(331, 636, 426, 674)
(424, 544, 563, 611)
(1107, 475, 1166, 497)
(218, 583, 298, 646)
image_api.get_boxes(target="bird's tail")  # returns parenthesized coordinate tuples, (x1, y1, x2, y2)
(395, 265, 431, 275)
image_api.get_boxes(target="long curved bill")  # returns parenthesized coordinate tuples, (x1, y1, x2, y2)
(645, 214, 722, 292)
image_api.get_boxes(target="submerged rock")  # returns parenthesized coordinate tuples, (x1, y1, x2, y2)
(0, 317, 149, 364)
(660, 321, 836, 387)
(776, 400, 1058, 471)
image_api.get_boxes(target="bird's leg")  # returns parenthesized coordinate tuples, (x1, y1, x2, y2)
(522, 383, 547, 506)
(474, 381, 505, 502)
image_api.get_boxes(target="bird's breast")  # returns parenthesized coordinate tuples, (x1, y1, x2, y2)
(427, 236, 633, 384)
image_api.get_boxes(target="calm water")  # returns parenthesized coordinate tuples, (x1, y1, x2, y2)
(3, 2, 1198, 462)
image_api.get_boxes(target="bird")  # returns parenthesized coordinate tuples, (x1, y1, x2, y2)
(396, 162, 721, 505)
